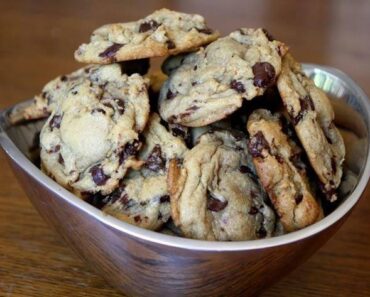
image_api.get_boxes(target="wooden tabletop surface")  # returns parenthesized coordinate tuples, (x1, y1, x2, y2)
(1, 0, 370, 296)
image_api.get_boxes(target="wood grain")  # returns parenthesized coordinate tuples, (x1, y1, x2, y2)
(0, 0, 370, 296)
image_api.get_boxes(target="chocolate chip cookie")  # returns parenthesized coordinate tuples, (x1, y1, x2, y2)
(10, 61, 151, 124)
(40, 64, 150, 196)
(247, 109, 323, 232)
(102, 113, 188, 229)
(168, 129, 276, 241)
(277, 54, 345, 201)
(159, 28, 288, 127)
(74, 8, 219, 64)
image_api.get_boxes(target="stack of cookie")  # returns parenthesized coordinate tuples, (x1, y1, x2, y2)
(13, 8, 345, 241)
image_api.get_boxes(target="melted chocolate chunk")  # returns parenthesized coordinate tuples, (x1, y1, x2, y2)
(60, 75, 67, 82)
(252, 62, 276, 88)
(84, 191, 107, 209)
(119, 140, 141, 165)
(166, 89, 177, 100)
(166, 40, 176, 49)
(139, 20, 160, 33)
(248, 131, 270, 158)
(98, 43, 124, 59)
(134, 215, 142, 223)
(49, 144, 60, 153)
(145, 145, 165, 172)
(239, 165, 259, 184)
(292, 96, 315, 125)
(230, 80, 246, 93)
(262, 28, 275, 41)
(159, 195, 170, 203)
(248, 206, 259, 215)
(196, 27, 213, 34)
(92, 108, 106, 115)
(49, 114, 62, 130)
(90, 165, 109, 186)
(294, 193, 303, 204)
(207, 193, 228, 212)
(109, 185, 126, 205)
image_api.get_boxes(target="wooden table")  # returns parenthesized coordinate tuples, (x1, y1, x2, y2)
(1, 0, 370, 296)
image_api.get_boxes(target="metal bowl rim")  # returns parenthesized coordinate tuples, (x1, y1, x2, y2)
(1, 64, 369, 251)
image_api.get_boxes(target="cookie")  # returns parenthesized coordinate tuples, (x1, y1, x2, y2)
(10, 67, 91, 124)
(247, 109, 323, 232)
(101, 113, 188, 230)
(40, 64, 150, 196)
(74, 8, 219, 64)
(277, 54, 345, 201)
(168, 129, 276, 241)
(158, 28, 288, 127)
(9, 61, 150, 124)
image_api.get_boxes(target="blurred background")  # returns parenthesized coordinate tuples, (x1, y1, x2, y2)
(0, 1, 369, 296)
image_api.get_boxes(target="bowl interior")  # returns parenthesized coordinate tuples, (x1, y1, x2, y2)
(0, 64, 369, 250)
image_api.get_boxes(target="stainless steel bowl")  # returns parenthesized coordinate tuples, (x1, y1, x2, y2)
(1, 64, 369, 297)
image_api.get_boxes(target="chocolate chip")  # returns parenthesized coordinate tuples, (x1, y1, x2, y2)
(193, 65, 198, 71)
(98, 43, 124, 60)
(166, 40, 176, 49)
(119, 140, 141, 165)
(71, 90, 78, 95)
(262, 28, 275, 41)
(248, 206, 259, 215)
(103, 102, 114, 109)
(83, 191, 107, 209)
(134, 215, 142, 223)
(196, 27, 213, 34)
(90, 165, 109, 186)
(207, 193, 228, 212)
(115, 99, 125, 114)
(239, 165, 259, 184)
(49, 144, 60, 153)
(248, 131, 270, 158)
(292, 96, 315, 125)
(256, 226, 267, 238)
(49, 114, 62, 130)
(166, 89, 177, 100)
(230, 80, 246, 93)
(60, 75, 67, 82)
(145, 145, 165, 172)
(294, 193, 303, 204)
(252, 62, 276, 88)
(58, 154, 64, 166)
(139, 20, 159, 33)
(92, 108, 106, 115)
(140, 201, 147, 206)
(159, 195, 170, 203)
(109, 186, 126, 204)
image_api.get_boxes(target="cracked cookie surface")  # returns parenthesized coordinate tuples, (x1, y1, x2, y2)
(74, 8, 219, 64)
(247, 109, 323, 232)
(159, 28, 288, 127)
(101, 113, 188, 230)
(277, 54, 345, 201)
(168, 129, 276, 241)
(40, 64, 150, 196)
